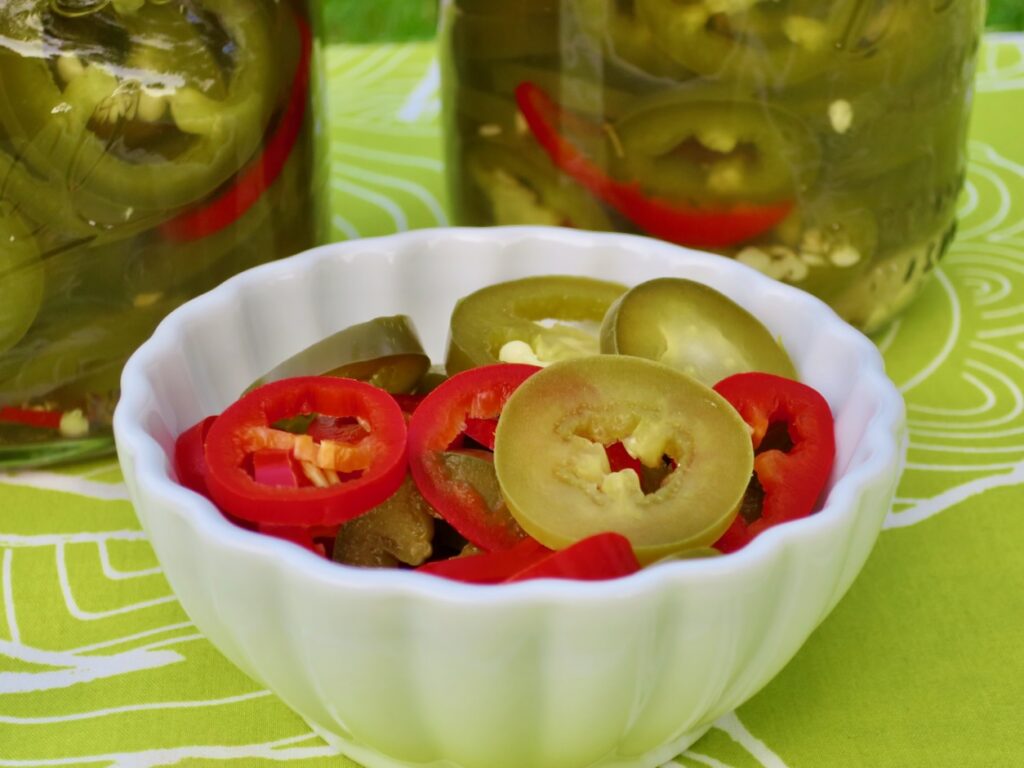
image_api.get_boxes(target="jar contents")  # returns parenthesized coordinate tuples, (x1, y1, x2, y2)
(0, 0, 324, 467)
(441, 0, 984, 332)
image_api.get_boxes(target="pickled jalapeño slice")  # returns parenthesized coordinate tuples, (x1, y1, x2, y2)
(600, 278, 796, 386)
(494, 356, 753, 563)
(445, 275, 627, 375)
(253, 315, 430, 394)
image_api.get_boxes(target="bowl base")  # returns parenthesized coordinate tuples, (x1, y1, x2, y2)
(305, 718, 714, 768)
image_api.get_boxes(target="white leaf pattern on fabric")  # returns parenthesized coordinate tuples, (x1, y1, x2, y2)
(884, 139, 1024, 529)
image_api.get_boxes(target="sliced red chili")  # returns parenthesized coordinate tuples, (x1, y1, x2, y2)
(203, 377, 407, 529)
(417, 532, 640, 584)
(711, 372, 835, 553)
(417, 537, 550, 584)
(173, 415, 218, 498)
(506, 532, 640, 582)
(514, 82, 791, 249)
(0, 406, 62, 431)
(407, 364, 539, 551)
(161, 12, 313, 242)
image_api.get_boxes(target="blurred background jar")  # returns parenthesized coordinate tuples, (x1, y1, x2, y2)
(440, 0, 986, 334)
(0, 0, 327, 467)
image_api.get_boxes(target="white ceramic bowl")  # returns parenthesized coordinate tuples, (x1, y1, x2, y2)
(114, 227, 906, 768)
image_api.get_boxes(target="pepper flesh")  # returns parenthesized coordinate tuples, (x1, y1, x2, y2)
(711, 372, 835, 553)
(611, 92, 819, 206)
(407, 364, 539, 551)
(634, 0, 952, 89)
(600, 277, 796, 386)
(173, 415, 218, 498)
(251, 315, 430, 395)
(445, 275, 626, 375)
(494, 355, 754, 563)
(333, 476, 436, 568)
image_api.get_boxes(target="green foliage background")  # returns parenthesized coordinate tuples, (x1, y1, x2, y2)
(321, 0, 1024, 42)
(988, 0, 1024, 31)
(322, 0, 437, 42)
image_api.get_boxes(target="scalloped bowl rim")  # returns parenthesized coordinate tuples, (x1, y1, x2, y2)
(114, 226, 906, 607)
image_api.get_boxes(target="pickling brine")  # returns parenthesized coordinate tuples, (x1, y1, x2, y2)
(0, 0, 326, 467)
(440, 0, 984, 332)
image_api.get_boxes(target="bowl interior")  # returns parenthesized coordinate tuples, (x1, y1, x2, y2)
(116, 226, 901, 591)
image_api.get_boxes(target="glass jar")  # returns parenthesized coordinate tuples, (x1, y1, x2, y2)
(0, 0, 326, 467)
(440, 0, 984, 333)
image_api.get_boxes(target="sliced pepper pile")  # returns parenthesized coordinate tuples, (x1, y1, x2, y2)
(173, 275, 835, 584)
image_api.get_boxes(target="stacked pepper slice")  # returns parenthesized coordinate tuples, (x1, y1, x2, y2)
(173, 275, 837, 584)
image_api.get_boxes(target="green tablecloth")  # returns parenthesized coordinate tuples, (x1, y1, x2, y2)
(2, 36, 1023, 767)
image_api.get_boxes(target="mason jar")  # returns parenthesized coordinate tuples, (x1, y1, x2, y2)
(440, 0, 984, 333)
(0, 0, 326, 467)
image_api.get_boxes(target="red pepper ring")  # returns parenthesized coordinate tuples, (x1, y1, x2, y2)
(514, 82, 792, 250)
(712, 372, 836, 553)
(407, 364, 540, 552)
(173, 415, 219, 498)
(203, 377, 407, 528)
(160, 11, 313, 242)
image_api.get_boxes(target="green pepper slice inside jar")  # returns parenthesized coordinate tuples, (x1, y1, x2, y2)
(457, 141, 614, 231)
(568, 0, 693, 80)
(0, 0, 277, 225)
(613, 92, 820, 206)
(445, 275, 627, 375)
(634, 0, 960, 89)
(0, 210, 44, 356)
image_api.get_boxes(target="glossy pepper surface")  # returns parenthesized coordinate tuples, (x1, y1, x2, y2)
(494, 355, 754, 563)
(253, 315, 430, 394)
(417, 532, 640, 584)
(712, 372, 836, 553)
(407, 364, 539, 551)
(600, 277, 796, 386)
(203, 377, 408, 529)
(446, 275, 626, 375)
